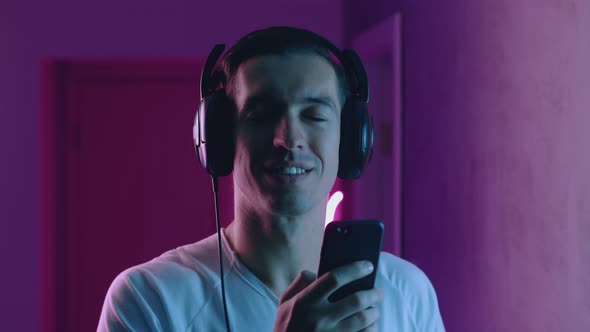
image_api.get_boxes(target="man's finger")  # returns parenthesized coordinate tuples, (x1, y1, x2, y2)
(279, 270, 316, 304)
(329, 288, 383, 322)
(301, 261, 373, 302)
(338, 305, 380, 331)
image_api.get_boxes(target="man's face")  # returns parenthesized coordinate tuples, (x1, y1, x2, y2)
(232, 53, 342, 217)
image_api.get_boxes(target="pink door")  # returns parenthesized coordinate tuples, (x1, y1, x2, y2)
(41, 60, 234, 332)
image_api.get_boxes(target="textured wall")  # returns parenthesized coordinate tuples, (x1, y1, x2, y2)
(0, 1, 342, 330)
(345, 0, 590, 331)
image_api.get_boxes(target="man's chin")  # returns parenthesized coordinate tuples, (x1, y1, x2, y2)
(264, 193, 313, 217)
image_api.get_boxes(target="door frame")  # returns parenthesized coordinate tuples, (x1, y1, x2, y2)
(350, 13, 404, 256)
(39, 59, 203, 332)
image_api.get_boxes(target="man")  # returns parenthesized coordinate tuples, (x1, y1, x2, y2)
(98, 27, 445, 331)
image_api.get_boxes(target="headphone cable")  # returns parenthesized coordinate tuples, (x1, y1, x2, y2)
(212, 176, 232, 332)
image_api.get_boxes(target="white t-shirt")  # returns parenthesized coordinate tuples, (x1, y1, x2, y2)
(98, 230, 445, 331)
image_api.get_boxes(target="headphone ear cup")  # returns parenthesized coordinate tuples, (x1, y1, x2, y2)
(338, 97, 374, 179)
(194, 89, 236, 177)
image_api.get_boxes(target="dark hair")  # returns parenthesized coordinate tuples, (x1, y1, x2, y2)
(215, 26, 349, 106)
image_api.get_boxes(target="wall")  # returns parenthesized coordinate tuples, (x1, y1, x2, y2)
(345, 0, 590, 331)
(0, 1, 343, 330)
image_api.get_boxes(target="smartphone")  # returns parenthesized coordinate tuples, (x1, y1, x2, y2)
(317, 220, 383, 302)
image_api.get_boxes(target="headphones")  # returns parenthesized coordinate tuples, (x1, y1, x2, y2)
(193, 27, 374, 179)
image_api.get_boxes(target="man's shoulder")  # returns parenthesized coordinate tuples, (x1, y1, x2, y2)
(377, 252, 433, 293)
(119, 232, 222, 286)
(98, 233, 223, 331)
(376, 252, 446, 331)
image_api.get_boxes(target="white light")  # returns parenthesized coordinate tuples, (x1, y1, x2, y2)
(325, 191, 344, 228)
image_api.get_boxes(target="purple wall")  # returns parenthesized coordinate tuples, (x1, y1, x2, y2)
(3, 0, 589, 330)
(345, 0, 590, 331)
(0, 1, 342, 330)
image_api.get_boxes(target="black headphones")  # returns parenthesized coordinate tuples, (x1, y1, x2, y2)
(193, 27, 374, 179)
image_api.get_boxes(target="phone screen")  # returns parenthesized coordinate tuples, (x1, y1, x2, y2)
(317, 220, 383, 302)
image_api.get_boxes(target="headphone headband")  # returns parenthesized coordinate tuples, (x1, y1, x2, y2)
(200, 44, 225, 99)
(200, 27, 368, 104)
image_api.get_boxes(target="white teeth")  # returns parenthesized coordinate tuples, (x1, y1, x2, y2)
(278, 167, 307, 175)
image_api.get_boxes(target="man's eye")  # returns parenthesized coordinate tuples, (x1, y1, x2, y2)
(302, 109, 329, 122)
(305, 115, 327, 122)
(244, 111, 259, 120)
(243, 109, 272, 123)
(244, 113, 263, 123)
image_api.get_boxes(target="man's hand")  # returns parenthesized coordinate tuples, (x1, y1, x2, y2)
(273, 261, 383, 332)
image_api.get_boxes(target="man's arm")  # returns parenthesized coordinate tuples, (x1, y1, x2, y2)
(97, 269, 167, 332)
(412, 270, 445, 332)
(388, 253, 445, 332)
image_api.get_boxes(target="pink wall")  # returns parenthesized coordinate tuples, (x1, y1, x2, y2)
(0, 1, 342, 330)
(345, 0, 590, 331)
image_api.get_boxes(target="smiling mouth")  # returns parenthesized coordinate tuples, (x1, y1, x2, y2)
(262, 166, 313, 186)
(272, 166, 310, 175)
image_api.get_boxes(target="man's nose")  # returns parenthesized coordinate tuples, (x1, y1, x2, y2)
(272, 115, 305, 150)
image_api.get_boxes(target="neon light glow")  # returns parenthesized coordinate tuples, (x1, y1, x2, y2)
(325, 191, 343, 227)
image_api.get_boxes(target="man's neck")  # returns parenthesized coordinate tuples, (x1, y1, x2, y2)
(224, 200, 326, 297)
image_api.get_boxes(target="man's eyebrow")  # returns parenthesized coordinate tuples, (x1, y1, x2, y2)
(241, 93, 338, 113)
(241, 93, 277, 112)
